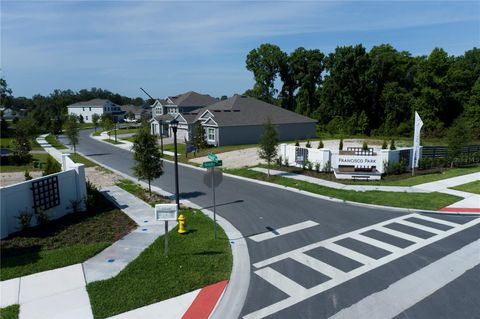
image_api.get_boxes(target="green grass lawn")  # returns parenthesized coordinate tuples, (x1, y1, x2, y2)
(0, 304, 19, 319)
(104, 138, 124, 145)
(225, 168, 461, 211)
(0, 137, 42, 151)
(45, 134, 68, 149)
(87, 208, 232, 319)
(116, 179, 170, 207)
(266, 165, 480, 187)
(450, 180, 480, 194)
(0, 153, 56, 173)
(109, 128, 140, 135)
(0, 191, 136, 280)
(68, 152, 97, 167)
(92, 131, 102, 136)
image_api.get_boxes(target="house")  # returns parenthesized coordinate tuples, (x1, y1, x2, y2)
(121, 104, 152, 122)
(193, 95, 317, 146)
(151, 94, 317, 146)
(0, 107, 26, 120)
(67, 99, 126, 123)
(150, 91, 217, 137)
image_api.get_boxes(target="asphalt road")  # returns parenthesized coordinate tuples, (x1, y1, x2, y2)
(66, 130, 480, 319)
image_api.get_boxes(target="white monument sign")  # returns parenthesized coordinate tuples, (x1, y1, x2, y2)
(155, 204, 178, 221)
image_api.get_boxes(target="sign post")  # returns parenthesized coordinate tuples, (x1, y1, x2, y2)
(154, 204, 178, 256)
(202, 153, 223, 239)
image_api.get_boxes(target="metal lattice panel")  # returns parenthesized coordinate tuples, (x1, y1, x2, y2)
(31, 175, 60, 213)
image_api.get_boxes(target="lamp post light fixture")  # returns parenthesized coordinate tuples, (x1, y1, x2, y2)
(114, 121, 118, 143)
(158, 119, 164, 155)
(170, 119, 180, 209)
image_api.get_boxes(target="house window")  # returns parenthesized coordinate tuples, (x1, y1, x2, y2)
(207, 128, 215, 141)
(83, 107, 85, 111)
(89, 107, 91, 111)
(86, 116, 89, 121)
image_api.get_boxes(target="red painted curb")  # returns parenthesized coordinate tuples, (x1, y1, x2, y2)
(439, 208, 480, 213)
(182, 280, 228, 319)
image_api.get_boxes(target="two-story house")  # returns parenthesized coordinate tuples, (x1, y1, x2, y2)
(67, 99, 126, 123)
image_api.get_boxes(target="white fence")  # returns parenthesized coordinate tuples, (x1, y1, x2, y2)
(277, 144, 417, 174)
(0, 155, 87, 239)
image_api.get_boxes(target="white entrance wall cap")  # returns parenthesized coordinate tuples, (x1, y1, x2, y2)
(154, 204, 178, 221)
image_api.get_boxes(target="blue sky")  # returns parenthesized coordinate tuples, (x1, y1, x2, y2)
(1, 1, 479, 99)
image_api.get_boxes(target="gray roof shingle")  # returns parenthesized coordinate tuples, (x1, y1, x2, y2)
(67, 99, 114, 108)
(194, 95, 317, 127)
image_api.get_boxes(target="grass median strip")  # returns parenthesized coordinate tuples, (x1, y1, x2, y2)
(116, 179, 170, 206)
(450, 180, 480, 195)
(104, 138, 125, 145)
(87, 208, 232, 319)
(226, 168, 461, 211)
(0, 191, 136, 280)
(45, 134, 68, 149)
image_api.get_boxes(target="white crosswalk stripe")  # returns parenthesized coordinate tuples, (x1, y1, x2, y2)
(244, 214, 480, 319)
(395, 219, 444, 235)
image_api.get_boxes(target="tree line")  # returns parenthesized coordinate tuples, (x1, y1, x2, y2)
(245, 43, 480, 139)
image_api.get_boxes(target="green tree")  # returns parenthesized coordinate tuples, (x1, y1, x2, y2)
(447, 118, 470, 168)
(258, 119, 279, 177)
(132, 125, 163, 196)
(101, 115, 114, 138)
(246, 43, 285, 104)
(0, 77, 13, 107)
(92, 113, 100, 132)
(127, 110, 135, 121)
(64, 115, 80, 153)
(13, 117, 36, 164)
(192, 123, 206, 151)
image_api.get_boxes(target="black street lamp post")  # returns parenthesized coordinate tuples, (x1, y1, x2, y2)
(159, 119, 164, 155)
(170, 119, 180, 209)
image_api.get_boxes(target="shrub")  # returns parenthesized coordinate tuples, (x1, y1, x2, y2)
(24, 170, 33, 181)
(382, 140, 388, 149)
(301, 160, 307, 170)
(339, 138, 343, 150)
(315, 162, 321, 172)
(390, 139, 396, 150)
(283, 156, 289, 167)
(306, 161, 313, 171)
(294, 140, 300, 147)
(318, 140, 324, 149)
(306, 140, 311, 148)
(323, 160, 331, 173)
(68, 199, 83, 213)
(276, 155, 282, 166)
(385, 159, 407, 175)
(17, 209, 32, 231)
(35, 208, 50, 225)
(43, 157, 61, 176)
(362, 141, 368, 151)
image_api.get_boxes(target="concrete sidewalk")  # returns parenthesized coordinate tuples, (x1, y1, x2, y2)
(82, 186, 176, 283)
(251, 168, 479, 212)
(36, 134, 69, 163)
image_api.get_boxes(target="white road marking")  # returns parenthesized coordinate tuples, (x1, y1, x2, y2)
(249, 220, 319, 242)
(350, 233, 402, 253)
(411, 214, 459, 228)
(254, 267, 308, 297)
(395, 219, 444, 235)
(378, 226, 424, 243)
(244, 215, 480, 319)
(328, 239, 480, 319)
(323, 242, 376, 266)
(291, 252, 346, 280)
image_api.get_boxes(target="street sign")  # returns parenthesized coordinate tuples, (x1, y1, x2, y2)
(208, 152, 218, 162)
(202, 160, 223, 168)
(154, 204, 178, 221)
(203, 168, 223, 188)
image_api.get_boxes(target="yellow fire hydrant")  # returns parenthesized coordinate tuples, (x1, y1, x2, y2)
(178, 214, 187, 234)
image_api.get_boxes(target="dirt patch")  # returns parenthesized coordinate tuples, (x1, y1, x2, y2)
(0, 171, 43, 187)
(85, 167, 122, 188)
(190, 147, 266, 169)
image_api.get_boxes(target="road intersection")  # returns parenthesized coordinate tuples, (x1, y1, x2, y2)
(64, 130, 480, 319)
